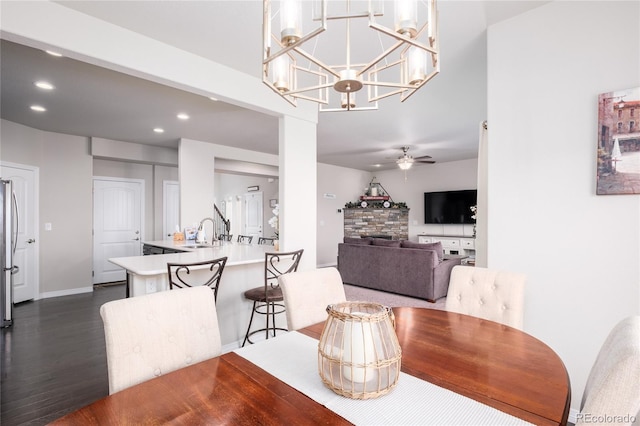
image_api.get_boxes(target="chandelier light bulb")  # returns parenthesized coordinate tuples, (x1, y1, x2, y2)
(280, 0, 302, 45)
(407, 46, 427, 85)
(341, 92, 356, 109)
(272, 55, 290, 92)
(394, 0, 418, 38)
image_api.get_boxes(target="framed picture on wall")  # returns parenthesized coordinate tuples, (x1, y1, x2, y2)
(596, 86, 640, 195)
(270, 199, 278, 208)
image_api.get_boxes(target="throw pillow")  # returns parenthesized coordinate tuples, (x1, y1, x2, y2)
(371, 238, 402, 247)
(401, 240, 444, 261)
(343, 237, 373, 245)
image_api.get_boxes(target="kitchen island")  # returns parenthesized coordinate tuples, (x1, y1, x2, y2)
(109, 240, 280, 349)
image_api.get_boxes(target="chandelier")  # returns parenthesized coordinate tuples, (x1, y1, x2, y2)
(262, 0, 439, 111)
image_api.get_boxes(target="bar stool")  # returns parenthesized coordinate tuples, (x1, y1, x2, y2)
(242, 249, 304, 346)
(237, 235, 253, 244)
(257, 237, 275, 245)
(167, 257, 228, 302)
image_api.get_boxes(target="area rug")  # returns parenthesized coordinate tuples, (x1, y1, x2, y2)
(343, 284, 446, 310)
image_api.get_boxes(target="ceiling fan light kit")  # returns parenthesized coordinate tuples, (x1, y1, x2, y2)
(262, 0, 440, 111)
(395, 146, 434, 171)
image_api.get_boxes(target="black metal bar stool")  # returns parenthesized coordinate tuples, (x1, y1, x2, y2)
(167, 257, 228, 302)
(257, 237, 276, 245)
(241, 249, 303, 346)
(237, 235, 253, 244)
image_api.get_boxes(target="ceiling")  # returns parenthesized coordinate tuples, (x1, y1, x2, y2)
(0, 1, 546, 172)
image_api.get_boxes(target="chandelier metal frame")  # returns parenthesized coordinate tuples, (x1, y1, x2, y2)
(262, 0, 440, 111)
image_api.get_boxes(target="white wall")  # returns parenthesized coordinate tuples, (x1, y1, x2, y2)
(1, 119, 93, 295)
(373, 159, 478, 240)
(488, 1, 640, 417)
(178, 139, 217, 230)
(317, 164, 371, 266)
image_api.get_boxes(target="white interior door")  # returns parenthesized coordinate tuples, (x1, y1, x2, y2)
(93, 178, 143, 284)
(0, 162, 38, 303)
(244, 192, 263, 239)
(163, 180, 180, 240)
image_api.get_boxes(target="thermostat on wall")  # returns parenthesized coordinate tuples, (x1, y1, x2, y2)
(323, 193, 336, 199)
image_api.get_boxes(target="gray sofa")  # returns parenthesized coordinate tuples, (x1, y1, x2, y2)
(337, 237, 462, 302)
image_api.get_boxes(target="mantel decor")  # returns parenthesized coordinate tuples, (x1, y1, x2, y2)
(318, 302, 401, 399)
(345, 177, 407, 208)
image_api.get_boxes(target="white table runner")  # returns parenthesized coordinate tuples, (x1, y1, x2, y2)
(234, 332, 533, 425)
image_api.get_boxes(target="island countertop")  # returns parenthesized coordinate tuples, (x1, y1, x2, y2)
(108, 240, 279, 348)
(109, 240, 270, 276)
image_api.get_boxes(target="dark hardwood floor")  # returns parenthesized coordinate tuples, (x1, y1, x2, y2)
(1, 284, 124, 425)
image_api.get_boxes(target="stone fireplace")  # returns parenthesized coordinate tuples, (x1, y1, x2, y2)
(343, 208, 409, 240)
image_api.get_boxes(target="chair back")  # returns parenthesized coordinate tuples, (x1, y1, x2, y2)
(445, 265, 525, 329)
(577, 316, 640, 425)
(258, 237, 276, 245)
(237, 235, 253, 243)
(218, 234, 232, 241)
(279, 267, 347, 330)
(167, 257, 228, 301)
(100, 286, 221, 394)
(265, 249, 304, 290)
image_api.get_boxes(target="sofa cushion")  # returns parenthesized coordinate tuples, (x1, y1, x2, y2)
(401, 240, 444, 261)
(343, 237, 373, 245)
(372, 238, 402, 247)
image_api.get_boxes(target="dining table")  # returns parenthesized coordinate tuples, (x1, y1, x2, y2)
(51, 307, 571, 425)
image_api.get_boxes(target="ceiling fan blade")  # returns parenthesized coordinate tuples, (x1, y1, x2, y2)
(416, 159, 436, 164)
(414, 155, 433, 160)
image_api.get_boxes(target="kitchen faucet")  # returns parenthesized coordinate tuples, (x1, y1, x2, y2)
(197, 217, 216, 244)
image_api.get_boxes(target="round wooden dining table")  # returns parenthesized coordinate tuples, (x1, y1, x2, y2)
(52, 307, 570, 425)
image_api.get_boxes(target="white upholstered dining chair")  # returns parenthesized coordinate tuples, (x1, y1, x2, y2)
(100, 286, 222, 394)
(576, 316, 640, 426)
(278, 267, 347, 331)
(445, 265, 526, 330)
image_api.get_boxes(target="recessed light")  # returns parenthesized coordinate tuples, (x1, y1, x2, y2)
(153, 128, 165, 133)
(373, 164, 382, 167)
(177, 113, 189, 120)
(35, 81, 55, 90)
(30, 105, 46, 112)
(45, 50, 63, 57)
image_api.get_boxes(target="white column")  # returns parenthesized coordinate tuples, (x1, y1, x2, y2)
(475, 121, 488, 267)
(178, 139, 216, 231)
(279, 115, 317, 269)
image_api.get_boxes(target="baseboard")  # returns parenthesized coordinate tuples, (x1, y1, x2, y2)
(221, 341, 241, 354)
(317, 262, 337, 268)
(568, 408, 579, 424)
(40, 286, 93, 299)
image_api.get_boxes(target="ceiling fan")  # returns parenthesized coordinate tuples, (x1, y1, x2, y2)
(396, 146, 436, 170)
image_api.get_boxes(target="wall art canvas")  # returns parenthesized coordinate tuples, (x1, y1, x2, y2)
(597, 86, 640, 195)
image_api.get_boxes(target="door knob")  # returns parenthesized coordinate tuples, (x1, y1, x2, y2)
(26, 238, 36, 244)
(132, 237, 140, 241)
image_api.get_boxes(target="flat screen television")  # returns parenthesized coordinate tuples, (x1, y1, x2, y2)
(424, 190, 477, 224)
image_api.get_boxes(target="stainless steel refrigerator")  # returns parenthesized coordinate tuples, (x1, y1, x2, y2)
(1, 179, 18, 327)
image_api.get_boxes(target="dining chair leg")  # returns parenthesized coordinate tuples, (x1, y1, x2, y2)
(271, 303, 277, 337)
(265, 301, 271, 340)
